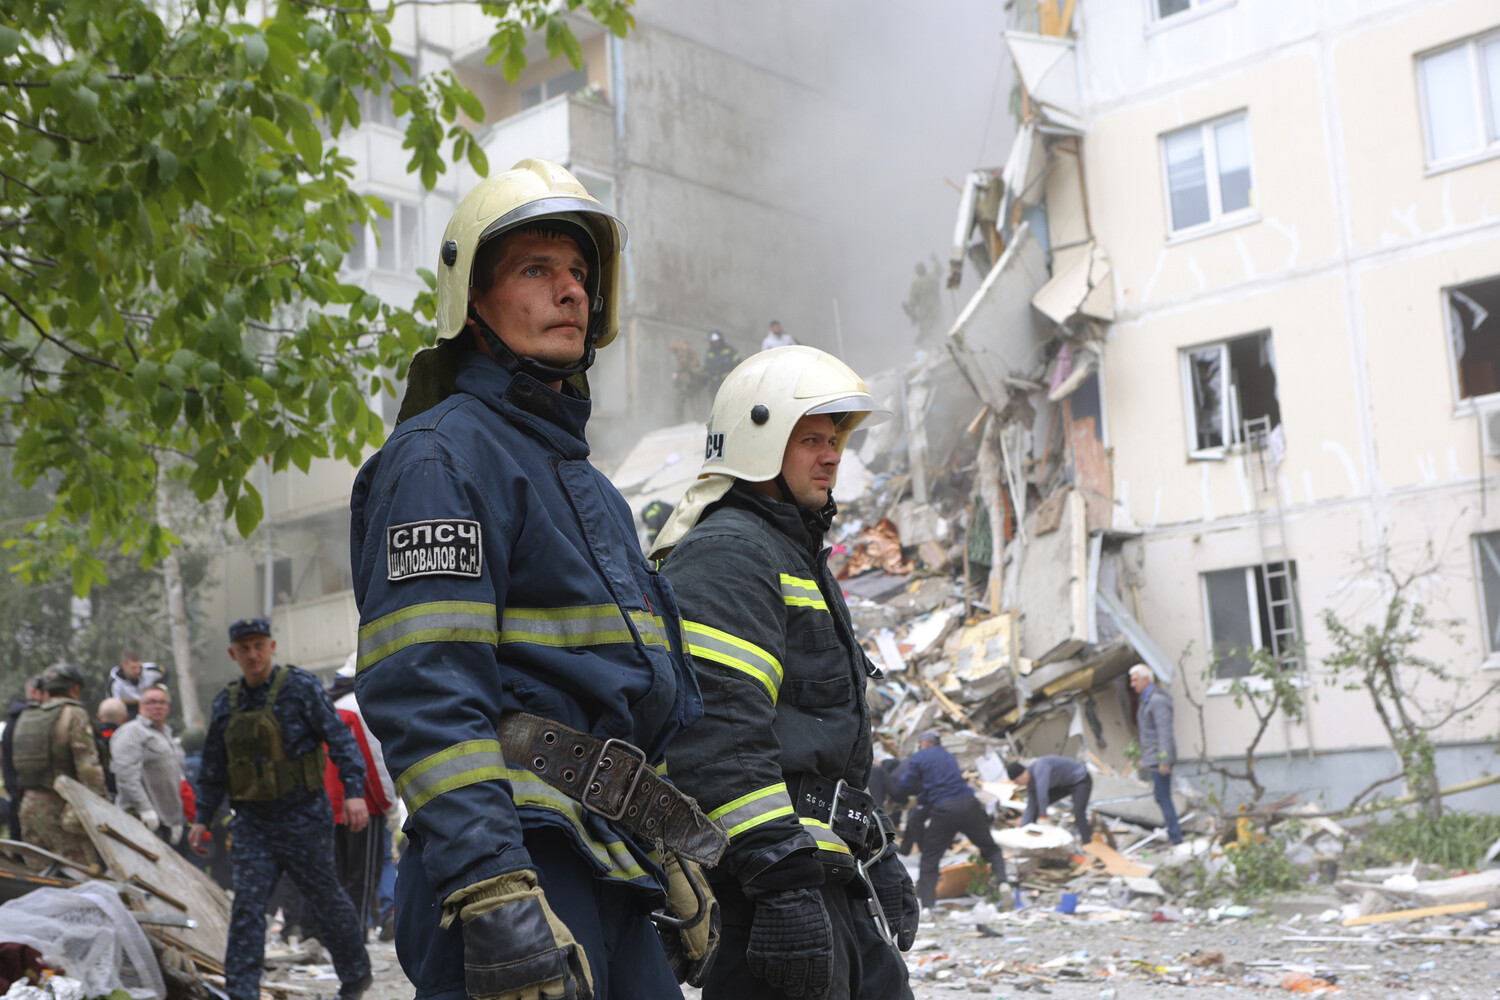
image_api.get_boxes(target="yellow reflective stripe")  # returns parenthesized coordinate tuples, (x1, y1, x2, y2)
(708, 783, 795, 840)
(655, 760, 669, 777)
(500, 605, 672, 649)
(395, 739, 505, 812)
(800, 817, 854, 856)
(684, 621, 783, 703)
(357, 601, 498, 672)
(500, 765, 650, 882)
(779, 574, 829, 611)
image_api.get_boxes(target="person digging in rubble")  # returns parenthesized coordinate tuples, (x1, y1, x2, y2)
(1009, 756, 1093, 844)
(1131, 663, 1183, 845)
(650, 345, 919, 1000)
(350, 158, 723, 1000)
(893, 730, 1008, 912)
(12, 663, 106, 869)
(190, 618, 372, 1000)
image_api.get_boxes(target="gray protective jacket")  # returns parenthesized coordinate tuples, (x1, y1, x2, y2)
(662, 483, 878, 885)
(1136, 684, 1177, 768)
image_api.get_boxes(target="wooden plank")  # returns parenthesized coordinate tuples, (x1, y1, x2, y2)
(1342, 901, 1488, 926)
(99, 823, 159, 861)
(1081, 838, 1151, 877)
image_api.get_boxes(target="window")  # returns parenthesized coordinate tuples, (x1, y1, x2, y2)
(1181, 330, 1281, 457)
(1161, 113, 1255, 235)
(1476, 532, 1500, 662)
(1153, 0, 1231, 21)
(1203, 562, 1300, 679)
(362, 61, 416, 130)
(520, 64, 589, 110)
(375, 201, 419, 274)
(1418, 33, 1500, 168)
(1447, 276, 1500, 401)
(344, 222, 367, 273)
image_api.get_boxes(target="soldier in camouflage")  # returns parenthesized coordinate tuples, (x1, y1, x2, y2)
(13, 663, 106, 869)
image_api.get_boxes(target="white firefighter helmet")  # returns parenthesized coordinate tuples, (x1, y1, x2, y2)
(649, 345, 889, 557)
(400, 158, 626, 421)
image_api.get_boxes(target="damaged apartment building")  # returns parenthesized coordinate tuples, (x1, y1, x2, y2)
(903, 0, 1500, 810)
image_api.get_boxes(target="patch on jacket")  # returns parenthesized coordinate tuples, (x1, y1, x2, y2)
(386, 519, 482, 581)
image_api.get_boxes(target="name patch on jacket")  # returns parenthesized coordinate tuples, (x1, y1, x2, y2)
(386, 519, 482, 581)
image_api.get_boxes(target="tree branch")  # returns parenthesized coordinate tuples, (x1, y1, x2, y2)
(0, 288, 122, 372)
(0, 112, 96, 145)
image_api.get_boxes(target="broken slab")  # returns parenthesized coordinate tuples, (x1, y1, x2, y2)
(1410, 870, 1500, 910)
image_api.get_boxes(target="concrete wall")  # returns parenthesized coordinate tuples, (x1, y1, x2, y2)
(1077, 0, 1500, 791)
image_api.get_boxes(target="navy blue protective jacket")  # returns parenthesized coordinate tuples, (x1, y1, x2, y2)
(197, 664, 366, 823)
(893, 745, 973, 810)
(350, 350, 701, 904)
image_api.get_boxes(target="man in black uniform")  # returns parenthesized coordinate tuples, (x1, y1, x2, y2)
(189, 619, 372, 1000)
(651, 345, 918, 1000)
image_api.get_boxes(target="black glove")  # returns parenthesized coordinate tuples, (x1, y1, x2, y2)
(444, 871, 593, 1000)
(745, 888, 833, 1000)
(868, 853, 919, 951)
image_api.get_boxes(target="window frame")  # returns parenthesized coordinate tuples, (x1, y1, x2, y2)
(1158, 111, 1259, 242)
(1416, 31, 1500, 174)
(1145, 0, 1236, 32)
(1201, 561, 1300, 689)
(372, 200, 421, 276)
(1181, 341, 1232, 460)
(1474, 531, 1500, 667)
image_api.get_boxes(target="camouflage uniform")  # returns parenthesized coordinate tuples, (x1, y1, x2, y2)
(15, 697, 106, 868)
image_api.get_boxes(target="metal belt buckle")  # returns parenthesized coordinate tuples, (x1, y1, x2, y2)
(582, 737, 647, 822)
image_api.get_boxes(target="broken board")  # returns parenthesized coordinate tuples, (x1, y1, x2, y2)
(1081, 838, 1151, 877)
(55, 775, 229, 965)
(1342, 900, 1488, 926)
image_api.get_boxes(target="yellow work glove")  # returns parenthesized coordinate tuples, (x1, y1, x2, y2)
(442, 870, 594, 1000)
(656, 853, 720, 986)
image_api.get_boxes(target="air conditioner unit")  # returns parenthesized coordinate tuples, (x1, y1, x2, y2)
(1478, 396, 1500, 457)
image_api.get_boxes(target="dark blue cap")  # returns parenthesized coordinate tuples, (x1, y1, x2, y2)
(228, 617, 272, 642)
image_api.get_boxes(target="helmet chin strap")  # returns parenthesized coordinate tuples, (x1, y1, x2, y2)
(467, 306, 600, 384)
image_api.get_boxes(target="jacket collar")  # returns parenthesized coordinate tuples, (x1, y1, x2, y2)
(717, 481, 827, 553)
(455, 349, 591, 460)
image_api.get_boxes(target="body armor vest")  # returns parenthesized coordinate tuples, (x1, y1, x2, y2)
(13, 701, 79, 792)
(223, 667, 326, 802)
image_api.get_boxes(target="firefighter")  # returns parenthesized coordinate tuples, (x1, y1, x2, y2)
(13, 663, 106, 868)
(350, 158, 724, 1000)
(650, 346, 919, 1000)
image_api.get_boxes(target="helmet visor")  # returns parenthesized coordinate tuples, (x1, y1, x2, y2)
(805, 393, 892, 426)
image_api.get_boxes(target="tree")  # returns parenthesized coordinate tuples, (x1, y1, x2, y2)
(0, 0, 633, 594)
(1320, 539, 1500, 821)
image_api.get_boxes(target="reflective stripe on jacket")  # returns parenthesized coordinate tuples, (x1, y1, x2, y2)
(350, 350, 701, 903)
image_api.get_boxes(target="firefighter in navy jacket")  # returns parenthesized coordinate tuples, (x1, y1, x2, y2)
(350, 159, 721, 1000)
(650, 347, 919, 1000)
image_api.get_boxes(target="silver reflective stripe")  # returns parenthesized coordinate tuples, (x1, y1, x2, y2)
(684, 621, 783, 703)
(395, 739, 505, 813)
(500, 604, 670, 649)
(800, 817, 853, 856)
(357, 601, 498, 672)
(708, 784, 795, 839)
(779, 574, 829, 611)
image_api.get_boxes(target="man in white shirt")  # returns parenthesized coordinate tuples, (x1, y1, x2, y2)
(760, 319, 796, 352)
(107, 651, 165, 719)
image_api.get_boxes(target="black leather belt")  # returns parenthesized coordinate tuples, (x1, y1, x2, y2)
(787, 773, 882, 861)
(497, 713, 727, 866)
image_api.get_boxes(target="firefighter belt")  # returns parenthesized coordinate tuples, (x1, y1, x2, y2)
(497, 713, 728, 866)
(787, 774, 883, 861)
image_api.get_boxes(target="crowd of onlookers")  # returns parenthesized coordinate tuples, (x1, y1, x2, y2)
(0, 650, 400, 945)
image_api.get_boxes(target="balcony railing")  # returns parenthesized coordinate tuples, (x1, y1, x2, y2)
(477, 93, 615, 180)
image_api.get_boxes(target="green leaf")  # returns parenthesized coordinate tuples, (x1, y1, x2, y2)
(332, 384, 360, 426)
(293, 124, 323, 167)
(456, 87, 484, 123)
(250, 116, 294, 154)
(466, 139, 489, 179)
(235, 485, 263, 537)
(244, 34, 270, 71)
(0, 26, 22, 58)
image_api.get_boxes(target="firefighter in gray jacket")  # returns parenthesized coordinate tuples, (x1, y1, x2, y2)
(651, 346, 918, 1000)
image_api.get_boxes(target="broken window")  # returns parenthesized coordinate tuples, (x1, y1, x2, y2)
(1181, 330, 1281, 458)
(1161, 113, 1254, 235)
(1202, 561, 1299, 679)
(1447, 276, 1500, 400)
(1417, 32, 1500, 166)
(1475, 532, 1500, 661)
(521, 64, 589, 110)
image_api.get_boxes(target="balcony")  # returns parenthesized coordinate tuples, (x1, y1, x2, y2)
(273, 590, 358, 675)
(264, 456, 362, 522)
(477, 93, 616, 183)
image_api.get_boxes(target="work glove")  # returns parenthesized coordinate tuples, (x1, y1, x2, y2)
(868, 853, 919, 951)
(137, 809, 161, 832)
(167, 824, 183, 846)
(441, 870, 593, 1000)
(655, 853, 720, 986)
(745, 889, 833, 1000)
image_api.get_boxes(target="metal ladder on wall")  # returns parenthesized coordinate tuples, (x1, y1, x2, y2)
(1242, 416, 1302, 672)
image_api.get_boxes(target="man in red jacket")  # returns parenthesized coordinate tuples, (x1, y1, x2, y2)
(324, 665, 396, 938)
